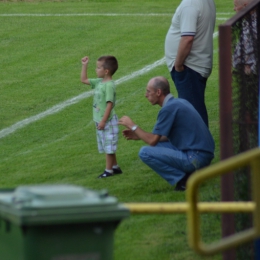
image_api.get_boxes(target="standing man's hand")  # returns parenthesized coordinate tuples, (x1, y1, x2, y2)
(174, 36, 194, 72)
(174, 64, 185, 72)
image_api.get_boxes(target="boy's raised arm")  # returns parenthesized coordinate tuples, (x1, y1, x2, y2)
(81, 56, 90, 85)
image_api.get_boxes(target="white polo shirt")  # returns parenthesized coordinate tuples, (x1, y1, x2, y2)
(165, 0, 216, 78)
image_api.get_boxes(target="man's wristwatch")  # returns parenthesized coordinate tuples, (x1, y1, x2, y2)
(131, 125, 138, 132)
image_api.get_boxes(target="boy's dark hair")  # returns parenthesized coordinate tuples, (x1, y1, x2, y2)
(98, 55, 118, 76)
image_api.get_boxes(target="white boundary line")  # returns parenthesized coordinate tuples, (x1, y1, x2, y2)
(0, 58, 165, 139)
(0, 12, 234, 17)
(0, 31, 220, 140)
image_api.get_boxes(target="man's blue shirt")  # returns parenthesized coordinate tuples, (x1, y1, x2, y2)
(152, 96, 215, 155)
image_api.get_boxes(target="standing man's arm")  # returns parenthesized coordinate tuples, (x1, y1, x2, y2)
(174, 36, 194, 72)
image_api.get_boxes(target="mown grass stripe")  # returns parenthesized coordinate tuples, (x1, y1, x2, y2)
(0, 58, 165, 139)
(0, 28, 220, 139)
(0, 12, 233, 17)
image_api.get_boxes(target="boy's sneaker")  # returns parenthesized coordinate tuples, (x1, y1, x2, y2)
(98, 171, 114, 178)
(174, 172, 192, 192)
(113, 167, 123, 174)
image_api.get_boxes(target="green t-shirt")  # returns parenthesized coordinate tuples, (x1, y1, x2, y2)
(89, 78, 116, 123)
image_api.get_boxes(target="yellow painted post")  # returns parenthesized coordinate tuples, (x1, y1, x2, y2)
(251, 156, 260, 237)
(186, 172, 201, 254)
(124, 148, 260, 256)
(186, 148, 260, 255)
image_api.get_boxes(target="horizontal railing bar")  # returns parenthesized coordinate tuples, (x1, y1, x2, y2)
(124, 202, 255, 214)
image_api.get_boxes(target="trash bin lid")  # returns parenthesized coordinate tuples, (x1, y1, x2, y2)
(0, 185, 129, 225)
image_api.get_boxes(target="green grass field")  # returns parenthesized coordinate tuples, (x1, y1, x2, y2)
(0, 0, 235, 259)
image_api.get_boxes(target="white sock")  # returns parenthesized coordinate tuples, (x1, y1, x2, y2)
(105, 169, 113, 173)
(112, 165, 119, 169)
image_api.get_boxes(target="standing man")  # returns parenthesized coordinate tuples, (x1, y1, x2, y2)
(118, 76, 215, 191)
(165, 0, 216, 127)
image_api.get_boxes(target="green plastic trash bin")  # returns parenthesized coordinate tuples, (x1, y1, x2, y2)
(0, 184, 129, 260)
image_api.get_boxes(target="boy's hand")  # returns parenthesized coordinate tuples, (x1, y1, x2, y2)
(81, 56, 89, 65)
(97, 121, 105, 130)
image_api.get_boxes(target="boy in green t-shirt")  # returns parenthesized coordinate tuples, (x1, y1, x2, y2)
(81, 55, 122, 178)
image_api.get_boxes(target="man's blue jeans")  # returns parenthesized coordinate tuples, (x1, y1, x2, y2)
(139, 142, 213, 186)
(170, 66, 208, 127)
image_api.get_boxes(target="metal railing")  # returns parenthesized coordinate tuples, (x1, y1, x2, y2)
(124, 147, 260, 256)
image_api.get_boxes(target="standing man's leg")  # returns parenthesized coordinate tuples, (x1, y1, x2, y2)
(170, 66, 208, 127)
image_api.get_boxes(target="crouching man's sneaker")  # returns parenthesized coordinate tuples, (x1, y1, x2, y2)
(174, 172, 192, 192)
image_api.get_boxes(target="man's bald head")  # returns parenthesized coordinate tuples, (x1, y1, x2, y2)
(148, 76, 170, 96)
